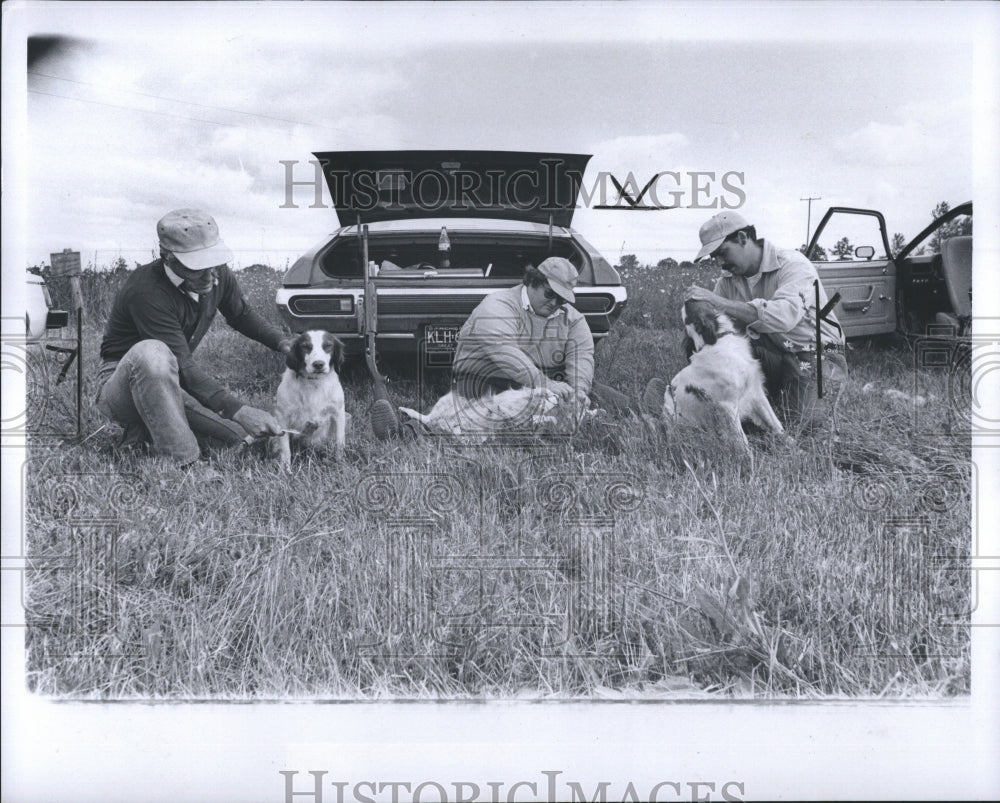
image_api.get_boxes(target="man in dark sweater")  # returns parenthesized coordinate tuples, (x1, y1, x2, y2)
(97, 208, 288, 466)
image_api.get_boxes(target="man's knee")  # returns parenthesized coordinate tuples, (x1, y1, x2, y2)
(125, 340, 178, 378)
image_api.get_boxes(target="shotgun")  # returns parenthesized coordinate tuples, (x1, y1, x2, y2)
(814, 279, 842, 399)
(361, 222, 400, 439)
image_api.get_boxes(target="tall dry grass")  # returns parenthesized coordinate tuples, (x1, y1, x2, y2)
(21, 262, 971, 698)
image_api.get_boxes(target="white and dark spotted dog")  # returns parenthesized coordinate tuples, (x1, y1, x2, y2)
(662, 299, 784, 452)
(271, 330, 347, 468)
(398, 386, 562, 439)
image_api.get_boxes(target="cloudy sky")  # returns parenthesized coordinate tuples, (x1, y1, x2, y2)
(2, 2, 996, 276)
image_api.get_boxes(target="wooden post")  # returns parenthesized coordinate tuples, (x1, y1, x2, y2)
(50, 249, 84, 435)
(50, 248, 83, 313)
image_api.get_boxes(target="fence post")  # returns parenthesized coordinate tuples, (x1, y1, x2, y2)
(50, 249, 83, 314)
(50, 249, 84, 435)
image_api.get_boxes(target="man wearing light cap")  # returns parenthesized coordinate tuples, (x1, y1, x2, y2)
(97, 208, 289, 467)
(450, 256, 594, 412)
(686, 211, 847, 431)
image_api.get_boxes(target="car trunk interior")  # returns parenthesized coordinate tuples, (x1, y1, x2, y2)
(319, 232, 582, 280)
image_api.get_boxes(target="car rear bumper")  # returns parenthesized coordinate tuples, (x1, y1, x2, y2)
(275, 285, 627, 353)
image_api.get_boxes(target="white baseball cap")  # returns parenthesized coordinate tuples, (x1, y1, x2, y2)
(695, 211, 751, 262)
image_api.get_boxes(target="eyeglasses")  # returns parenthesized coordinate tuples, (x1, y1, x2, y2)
(543, 287, 567, 306)
(165, 253, 220, 278)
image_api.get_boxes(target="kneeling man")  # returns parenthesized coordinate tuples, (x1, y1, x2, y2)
(97, 208, 288, 466)
(686, 211, 847, 432)
(452, 256, 595, 416)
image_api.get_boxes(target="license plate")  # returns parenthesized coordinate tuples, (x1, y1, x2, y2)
(424, 324, 460, 353)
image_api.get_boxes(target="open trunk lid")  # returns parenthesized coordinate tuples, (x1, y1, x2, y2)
(312, 150, 592, 227)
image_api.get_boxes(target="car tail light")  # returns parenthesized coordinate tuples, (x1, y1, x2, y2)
(572, 294, 614, 313)
(289, 295, 355, 315)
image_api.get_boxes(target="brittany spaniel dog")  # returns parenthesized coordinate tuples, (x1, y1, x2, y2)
(662, 299, 784, 453)
(271, 330, 347, 468)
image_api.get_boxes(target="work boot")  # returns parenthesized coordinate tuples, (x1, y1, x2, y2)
(590, 381, 633, 415)
(119, 420, 151, 454)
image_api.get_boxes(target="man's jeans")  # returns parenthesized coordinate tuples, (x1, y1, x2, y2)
(751, 338, 848, 435)
(96, 340, 245, 464)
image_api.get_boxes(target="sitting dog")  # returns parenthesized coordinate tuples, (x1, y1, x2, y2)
(662, 299, 784, 452)
(271, 330, 347, 468)
(398, 386, 562, 439)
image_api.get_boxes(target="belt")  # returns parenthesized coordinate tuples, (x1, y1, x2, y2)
(794, 343, 845, 360)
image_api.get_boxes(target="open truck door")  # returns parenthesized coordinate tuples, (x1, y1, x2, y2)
(806, 207, 896, 339)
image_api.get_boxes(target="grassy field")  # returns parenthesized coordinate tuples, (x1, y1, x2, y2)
(20, 262, 971, 698)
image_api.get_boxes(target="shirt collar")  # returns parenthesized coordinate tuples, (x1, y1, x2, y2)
(163, 260, 216, 302)
(757, 239, 781, 274)
(520, 284, 566, 319)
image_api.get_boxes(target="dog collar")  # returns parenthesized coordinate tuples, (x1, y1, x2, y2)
(693, 330, 733, 353)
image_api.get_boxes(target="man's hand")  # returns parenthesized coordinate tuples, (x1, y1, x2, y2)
(685, 285, 759, 326)
(541, 379, 574, 401)
(233, 405, 283, 438)
(277, 338, 293, 355)
(684, 285, 723, 305)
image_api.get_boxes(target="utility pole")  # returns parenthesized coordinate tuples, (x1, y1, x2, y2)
(800, 196, 822, 248)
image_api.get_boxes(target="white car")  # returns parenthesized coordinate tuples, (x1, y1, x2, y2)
(25, 273, 68, 342)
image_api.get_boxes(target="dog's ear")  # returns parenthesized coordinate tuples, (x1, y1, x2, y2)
(330, 336, 345, 373)
(683, 300, 712, 347)
(682, 335, 696, 362)
(285, 334, 306, 374)
(692, 310, 718, 347)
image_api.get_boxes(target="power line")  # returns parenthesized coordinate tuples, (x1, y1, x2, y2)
(800, 195, 822, 245)
(28, 87, 257, 129)
(29, 84, 426, 149)
(28, 69, 348, 133)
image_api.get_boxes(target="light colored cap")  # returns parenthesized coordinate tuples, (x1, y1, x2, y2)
(537, 256, 578, 303)
(695, 211, 751, 261)
(157, 208, 233, 270)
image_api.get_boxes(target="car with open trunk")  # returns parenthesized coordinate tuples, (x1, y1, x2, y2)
(276, 151, 628, 365)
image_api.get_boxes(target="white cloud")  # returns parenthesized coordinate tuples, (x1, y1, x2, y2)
(588, 133, 689, 173)
(834, 119, 946, 166)
(833, 97, 972, 170)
